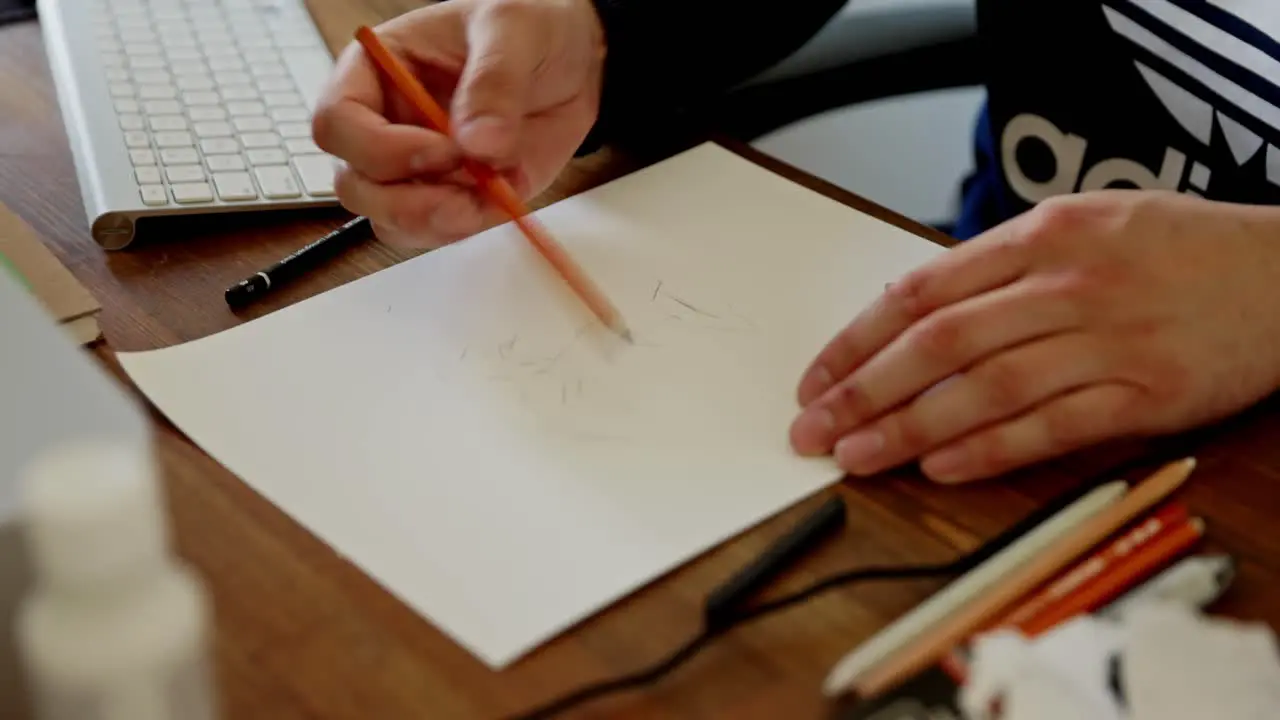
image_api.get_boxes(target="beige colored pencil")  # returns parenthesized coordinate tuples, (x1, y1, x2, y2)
(821, 480, 1129, 696)
(850, 457, 1198, 699)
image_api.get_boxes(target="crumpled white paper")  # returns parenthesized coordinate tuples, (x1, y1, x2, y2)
(959, 602, 1280, 720)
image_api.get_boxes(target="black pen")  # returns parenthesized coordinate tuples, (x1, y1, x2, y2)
(224, 216, 373, 309)
(703, 495, 847, 629)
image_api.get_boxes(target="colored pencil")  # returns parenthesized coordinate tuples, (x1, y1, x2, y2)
(994, 502, 1190, 631)
(849, 457, 1197, 699)
(1019, 515, 1205, 636)
(820, 480, 1129, 696)
(353, 26, 633, 342)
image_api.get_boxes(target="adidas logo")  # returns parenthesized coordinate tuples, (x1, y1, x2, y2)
(1001, 0, 1280, 205)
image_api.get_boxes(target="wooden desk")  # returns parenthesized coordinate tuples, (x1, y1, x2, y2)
(4, 4, 1280, 719)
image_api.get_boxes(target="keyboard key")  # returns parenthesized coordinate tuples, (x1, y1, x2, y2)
(228, 101, 266, 116)
(101, 53, 127, 68)
(138, 84, 178, 99)
(105, 68, 131, 82)
(165, 165, 205, 183)
(149, 115, 187, 131)
(166, 47, 202, 60)
(140, 185, 169, 206)
(250, 62, 288, 78)
(203, 44, 240, 59)
(275, 34, 319, 50)
(177, 75, 215, 91)
(239, 37, 275, 50)
(116, 15, 151, 29)
(129, 148, 157, 165)
(215, 71, 252, 86)
(276, 122, 310, 138)
(208, 56, 244, 72)
(206, 154, 246, 172)
(292, 155, 335, 196)
(125, 42, 161, 56)
(188, 106, 227, 121)
(212, 171, 258, 201)
(161, 32, 198, 48)
(115, 99, 141, 114)
(124, 130, 150, 147)
(127, 55, 165, 70)
(194, 121, 233, 137)
(220, 85, 259, 101)
(171, 60, 207, 75)
(201, 138, 240, 154)
(239, 132, 280, 148)
(269, 106, 308, 123)
(160, 148, 200, 164)
(243, 48, 279, 63)
(154, 131, 194, 147)
(109, 83, 135, 98)
(120, 29, 157, 44)
(247, 148, 286, 165)
(183, 91, 220, 106)
(171, 182, 214, 203)
(284, 138, 322, 155)
(232, 116, 272, 133)
(256, 77, 294, 93)
(118, 114, 145, 130)
(133, 70, 172, 84)
(144, 99, 182, 115)
(135, 166, 162, 184)
(263, 92, 302, 108)
(253, 166, 301, 199)
(154, 20, 191, 34)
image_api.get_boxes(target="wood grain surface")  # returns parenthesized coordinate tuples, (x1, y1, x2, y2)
(3, 3, 1279, 719)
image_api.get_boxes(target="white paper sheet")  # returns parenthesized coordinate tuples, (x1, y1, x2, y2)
(118, 143, 945, 667)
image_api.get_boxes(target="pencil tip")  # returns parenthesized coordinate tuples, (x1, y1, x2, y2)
(620, 329, 634, 344)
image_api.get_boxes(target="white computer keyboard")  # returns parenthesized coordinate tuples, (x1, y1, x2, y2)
(37, 0, 340, 248)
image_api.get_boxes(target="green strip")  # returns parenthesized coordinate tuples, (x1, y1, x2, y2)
(0, 250, 29, 289)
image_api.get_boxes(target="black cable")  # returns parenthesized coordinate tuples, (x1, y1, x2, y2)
(507, 562, 959, 720)
(507, 446, 1193, 720)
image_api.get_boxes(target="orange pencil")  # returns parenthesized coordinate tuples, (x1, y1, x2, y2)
(1019, 515, 1205, 636)
(938, 504, 1199, 682)
(353, 26, 633, 342)
(850, 457, 1197, 699)
(995, 502, 1190, 631)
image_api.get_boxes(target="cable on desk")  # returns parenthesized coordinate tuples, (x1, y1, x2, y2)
(508, 562, 959, 720)
(507, 446, 1193, 720)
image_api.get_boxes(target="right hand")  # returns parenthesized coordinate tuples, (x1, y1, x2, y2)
(312, 0, 606, 248)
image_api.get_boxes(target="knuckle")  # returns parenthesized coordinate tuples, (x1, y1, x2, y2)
(310, 105, 340, 154)
(979, 358, 1033, 413)
(910, 314, 966, 364)
(483, 0, 540, 22)
(827, 381, 873, 426)
(892, 410, 932, 453)
(884, 269, 938, 320)
(1041, 402, 1088, 452)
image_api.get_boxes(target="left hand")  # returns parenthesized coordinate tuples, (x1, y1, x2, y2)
(789, 190, 1280, 484)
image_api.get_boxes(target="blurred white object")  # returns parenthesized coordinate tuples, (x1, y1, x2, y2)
(961, 602, 1280, 720)
(0, 262, 150, 719)
(16, 439, 217, 720)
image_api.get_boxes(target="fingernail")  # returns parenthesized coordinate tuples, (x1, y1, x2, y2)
(804, 365, 834, 399)
(458, 115, 511, 159)
(408, 151, 431, 173)
(924, 446, 970, 483)
(835, 429, 884, 470)
(793, 408, 836, 454)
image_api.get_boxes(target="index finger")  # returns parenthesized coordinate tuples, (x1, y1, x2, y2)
(312, 40, 460, 182)
(796, 218, 1037, 406)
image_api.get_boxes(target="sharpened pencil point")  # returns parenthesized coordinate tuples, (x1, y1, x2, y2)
(619, 328, 634, 344)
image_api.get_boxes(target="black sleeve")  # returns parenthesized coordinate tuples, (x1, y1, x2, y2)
(579, 0, 847, 153)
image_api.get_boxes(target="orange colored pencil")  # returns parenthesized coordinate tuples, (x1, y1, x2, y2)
(1019, 515, 1205, 636)
(995, 502, 1190, 631)
(353, 26, 632, 342)
(851, 457, 1197, 699)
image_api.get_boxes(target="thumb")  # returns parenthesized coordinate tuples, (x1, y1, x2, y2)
(452, 3, 544, 165)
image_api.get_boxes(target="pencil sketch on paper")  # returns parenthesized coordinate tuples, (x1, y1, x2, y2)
(442, 278, 760, 439)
